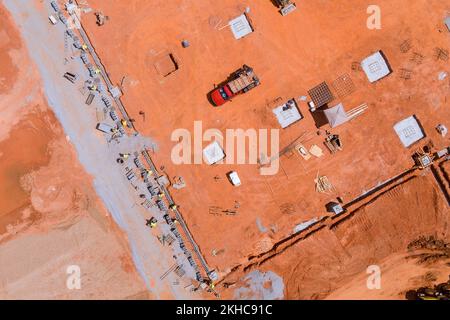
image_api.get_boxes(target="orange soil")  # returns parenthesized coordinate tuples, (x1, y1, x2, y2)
(80, 0, 450, 278)
(0, 6, 20, 94)
(0, 4, 146, 298)
(220, 172, 450, 299)
(327, 252, 450, 300)
(0, 109, 57, 234)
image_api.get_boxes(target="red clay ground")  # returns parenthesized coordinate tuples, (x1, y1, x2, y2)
(79, 0, 450, 278)
(219, 172, 450, 299)
(0, 4, 147, 299)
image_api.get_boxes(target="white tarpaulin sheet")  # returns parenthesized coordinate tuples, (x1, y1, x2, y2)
(229, 14, 253, 40)
(361, 51, 391, 83)
(324, 103, 349, 128)
(394, 116, 425, 148)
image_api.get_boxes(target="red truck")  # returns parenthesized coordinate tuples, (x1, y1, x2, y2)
(209, 65, 260, 107)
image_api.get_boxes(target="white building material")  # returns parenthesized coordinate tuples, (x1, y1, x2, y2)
(227, 171, 241, 186)
(361, 51, 391, 83)
(293, 217, 319, 234)
(394, 116, 425, 148)
(229, 14, 253, 40)
(273, 99, 303, 129)
(324, 103, 349, 128)
(203, 141, 225, 165)
(96, 122, 113, 133)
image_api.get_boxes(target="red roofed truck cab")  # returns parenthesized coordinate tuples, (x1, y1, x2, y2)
(209, 65, 260, 107)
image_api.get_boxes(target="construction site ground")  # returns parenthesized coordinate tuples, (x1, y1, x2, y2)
(0, 4, 148, 298)
(79, 0, 450, 277)
(220, 168, 450, 299)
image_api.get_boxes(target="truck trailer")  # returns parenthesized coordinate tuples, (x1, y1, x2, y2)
(209, 65, 260, 107)
(275, 0, 297, 16)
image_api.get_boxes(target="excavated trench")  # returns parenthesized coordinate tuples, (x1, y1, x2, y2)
(218, 159, 450, 298)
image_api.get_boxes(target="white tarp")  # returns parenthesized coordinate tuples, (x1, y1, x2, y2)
(361, 51, 391, 83)
(229, 14, 253, 40)
(227, 171, 241, 186)
(324, 103, 349, 128)
(273, 99, 303, 129)
(203, 141, 225, 165)
(293, 217, 319, 234)
(394, 116, 425, 148)
(445, 16, 450, 32)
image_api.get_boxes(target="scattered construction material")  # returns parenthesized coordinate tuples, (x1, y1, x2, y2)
(146, 217, 158, 228)
(399, 68, 413, 80)
(394, 115, 425, 148)
(361, 51, 392, 83)
(48, 15, 58, 25)
(315, 174, 334, 193)
(181, 40, 190, 48)
(413, 150, 433, 169)
(96, 107, 106, 121)
(436, 124, 448, 137)
(156, 199, 168, 212)
(296, 144, 311, 160)
(308, 82, 334, 108)
(326, 202, 345, 215)
(309, 145, 324, 158)
(63, 72, 77, 83)
(434, 47, 449, 61)
(324, 134, 342, 153)
(272, 98, 303, 129)
(95, 11, 109, 26)
(50, 0, 59, 13)
(209, 65, 260, 106)
(438, 71, 448, 81)
(58, 11, 68, 26)
(65, 2, 77, 14)
(110, 86, 122, 99)
(259, 132, 309, 167)
(125, 167, 136, 181)
(445, 16, 450, 32)
(323, 103, 349, 128)
(159, 233, 176, 246)
(154, 53, 179, 77)
(174, 265, 186, 278)
(229, 13, 254, 40)
(157, 175, 170, 187)
(308, 101, 316, 112)
(203, 141, 225, 165)
(85, 93, 95, 105)
(293, 217, 319, 234)
(227, 171, 241, 186)
(399, 39, 412, 53)
(347, 103, 369, 120)
(332, 73, 356, 98)
(275, 0, 297, 16)
(172, 176, 186, 190)
(436, 147, 449, 159)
